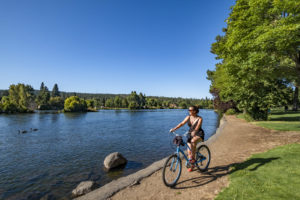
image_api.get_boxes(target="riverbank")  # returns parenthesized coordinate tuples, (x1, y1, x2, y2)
(77, 115, 300, 200)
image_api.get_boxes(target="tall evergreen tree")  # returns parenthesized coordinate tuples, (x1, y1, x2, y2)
(52, 83, 60, 97)
(40, 82, 45, 91)
(36, 83, 50, 109)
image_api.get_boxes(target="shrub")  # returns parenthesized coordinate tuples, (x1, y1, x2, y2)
(244, 113, 254, 122)
(64, 96, 87, 112)
(225, 108, 236, 115)
(49, 96, 64, 110)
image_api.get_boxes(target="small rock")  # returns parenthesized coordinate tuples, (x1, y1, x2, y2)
(104, 152, 127, 170)
(72, 181, 97, 198)
(130, 180, 140, 187)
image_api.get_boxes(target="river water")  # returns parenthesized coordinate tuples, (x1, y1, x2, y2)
(0, 109, 218, 200)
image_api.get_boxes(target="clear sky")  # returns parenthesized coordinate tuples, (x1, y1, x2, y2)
(0, 0, 235, 99)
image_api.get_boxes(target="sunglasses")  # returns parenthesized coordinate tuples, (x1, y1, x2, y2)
(188, 109, 195, 112)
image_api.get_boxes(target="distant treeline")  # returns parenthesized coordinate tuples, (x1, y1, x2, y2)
(0, 83, 213, 113)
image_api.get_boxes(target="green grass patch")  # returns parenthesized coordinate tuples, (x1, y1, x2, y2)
(254, 121, 300, 131)
(267, 111, 300, 122)
(236, 114, 245, 120)
(237, 111, 300, 131)
(216, 144, 300, 200)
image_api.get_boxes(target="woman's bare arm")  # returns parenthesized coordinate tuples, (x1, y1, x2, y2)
(171, 116, 189, 132)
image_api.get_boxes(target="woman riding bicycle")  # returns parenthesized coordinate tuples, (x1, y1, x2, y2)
(170, 106, 204, 172)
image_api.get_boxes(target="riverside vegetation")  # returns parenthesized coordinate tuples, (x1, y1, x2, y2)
(0, 82, 213, 113)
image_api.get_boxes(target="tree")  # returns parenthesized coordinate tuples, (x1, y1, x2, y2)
(114, 96, 122, 108)
(49, 96, 64, 110)
(128, 101, 139, 109)
(36, 82, 50, 109)
(86, 99, 96, 109)
(51, 83, 60, 97)
(179, 101, 187, 109)
(64, 96, 87, 112)
(162, 100, 170, 108)
(146, 98, 157, 108)
(105, 99, 114, 108)
(121, 98, 128, 108)
(139, 93, 146, 108)
(9, 83, 35, 112)
(127, 91, 140, 109)
(0, 96, 18, 113)
(208, 0, 300, 119)
(40, 82, 45, 91)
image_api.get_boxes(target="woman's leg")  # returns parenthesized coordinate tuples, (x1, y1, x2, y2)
(187, 142, 192, 160)
(191, 136, 202, 160)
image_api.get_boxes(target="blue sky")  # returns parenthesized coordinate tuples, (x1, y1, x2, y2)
(0, 0, 235, 99)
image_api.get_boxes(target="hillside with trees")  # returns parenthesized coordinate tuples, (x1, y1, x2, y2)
(0, 83, 213, 113)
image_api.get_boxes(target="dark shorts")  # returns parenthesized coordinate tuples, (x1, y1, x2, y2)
(187, 129, 204, 143)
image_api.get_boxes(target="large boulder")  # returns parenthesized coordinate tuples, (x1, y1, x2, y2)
(104, 152, 127, 170)
(71, 181, 97, 198)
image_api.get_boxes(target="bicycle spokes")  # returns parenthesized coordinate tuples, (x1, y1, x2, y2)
(162, 154, 182, 187)
(195, 145, 211, 172)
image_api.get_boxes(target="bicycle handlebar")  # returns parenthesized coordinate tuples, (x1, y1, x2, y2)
(169, 130, 189, 137)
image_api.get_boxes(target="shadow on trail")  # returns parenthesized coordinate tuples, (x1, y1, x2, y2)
(174, 157, 280, 189)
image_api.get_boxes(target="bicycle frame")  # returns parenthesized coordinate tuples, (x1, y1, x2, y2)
(172, 134, 206, 165)
(175, 141, 190, 161)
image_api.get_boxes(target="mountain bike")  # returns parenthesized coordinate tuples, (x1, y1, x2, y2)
(162, 131, 211, 187)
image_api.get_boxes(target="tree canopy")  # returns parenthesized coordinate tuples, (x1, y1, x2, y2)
(208, 0, 300, 120)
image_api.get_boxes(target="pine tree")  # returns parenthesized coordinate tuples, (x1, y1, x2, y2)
(51, 83, 60, 97)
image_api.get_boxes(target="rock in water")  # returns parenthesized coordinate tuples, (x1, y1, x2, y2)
(72, 181, 97, 197)
(104, 152, 127, 170)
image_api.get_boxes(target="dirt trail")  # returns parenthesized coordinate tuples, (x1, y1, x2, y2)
(110, 115, 300, 200)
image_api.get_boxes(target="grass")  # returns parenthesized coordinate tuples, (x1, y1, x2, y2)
(216, 143, 300, 200)
(237, 111, 300, 131)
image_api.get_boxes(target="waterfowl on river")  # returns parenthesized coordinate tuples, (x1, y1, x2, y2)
(18, 130, 27, 134)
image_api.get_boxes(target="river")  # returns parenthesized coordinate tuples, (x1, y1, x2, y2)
(0, 109, 218, 200)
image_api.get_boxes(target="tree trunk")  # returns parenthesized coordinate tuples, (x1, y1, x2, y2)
(292, 53, 300, 111)
(292, 86, 299, 111)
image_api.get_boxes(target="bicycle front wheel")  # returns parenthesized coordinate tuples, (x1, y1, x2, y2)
(195, 144, 211, 172)
(162, 154, 182, 187)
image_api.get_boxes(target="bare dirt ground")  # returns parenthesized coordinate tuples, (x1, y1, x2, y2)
(109, 115, 300, 200)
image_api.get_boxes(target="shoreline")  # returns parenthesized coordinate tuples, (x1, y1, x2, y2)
(0, 108, 216, 115)
(75, 116, 228, 200)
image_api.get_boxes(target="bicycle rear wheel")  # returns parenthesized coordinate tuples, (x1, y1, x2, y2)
(195, 144, 211, 172)
(162, 154, 182, 187)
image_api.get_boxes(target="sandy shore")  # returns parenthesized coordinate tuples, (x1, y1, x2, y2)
(108, 115, 300, 200)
